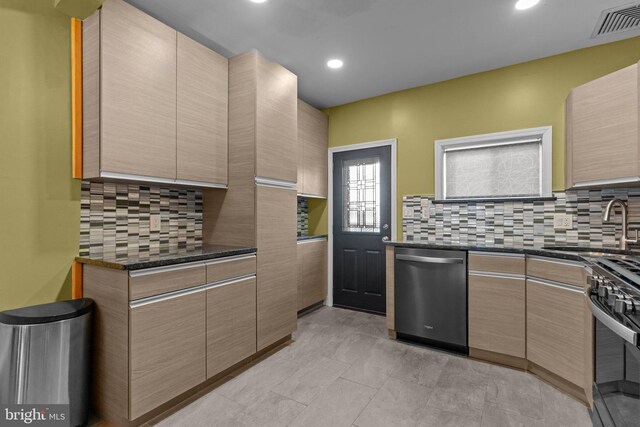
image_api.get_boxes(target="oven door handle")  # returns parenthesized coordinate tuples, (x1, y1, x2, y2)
(590, 299, 638, 346)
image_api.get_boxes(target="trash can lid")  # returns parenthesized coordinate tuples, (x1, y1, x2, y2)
(0, 298, 94, 325)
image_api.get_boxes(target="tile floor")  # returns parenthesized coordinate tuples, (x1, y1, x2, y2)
(152, 306, 592, 427)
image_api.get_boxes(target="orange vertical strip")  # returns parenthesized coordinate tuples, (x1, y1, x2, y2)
(72, 261, 83, 299)
(71, 18, 83, 179)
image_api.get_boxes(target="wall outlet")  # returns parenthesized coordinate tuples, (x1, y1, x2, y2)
(403, 207, 413, 218)
(553, 214, 573, 230)
(421, 206, 430, 220)
(150, 215, 161, 232)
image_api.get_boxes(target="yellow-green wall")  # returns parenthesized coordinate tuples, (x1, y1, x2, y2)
(0, 0, 80, 311)
(309, 36, 640, 239)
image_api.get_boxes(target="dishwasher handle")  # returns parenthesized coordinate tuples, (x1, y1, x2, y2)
(396, 254, 464, 264)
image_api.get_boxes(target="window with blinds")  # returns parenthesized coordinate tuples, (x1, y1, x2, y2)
(435, 127, 552, 200)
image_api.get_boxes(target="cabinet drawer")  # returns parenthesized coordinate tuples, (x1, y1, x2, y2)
(526, 278, 585, 387)
(468, 252, 524, 276)
(526, 257, 587, 288)
(207, 276, 257, 379)
(129, 263, 206, 300)
(206, 255, 256, 284)
(469, 273, 525, 358)
(129, 290, 206, 419)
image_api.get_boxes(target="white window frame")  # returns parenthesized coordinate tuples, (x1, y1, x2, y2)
(434, 126, 553, 200)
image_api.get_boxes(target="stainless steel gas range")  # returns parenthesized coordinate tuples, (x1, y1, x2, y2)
(589, 257, 640, 427)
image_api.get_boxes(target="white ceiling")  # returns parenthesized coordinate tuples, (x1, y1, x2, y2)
(125, 0, 640, 108)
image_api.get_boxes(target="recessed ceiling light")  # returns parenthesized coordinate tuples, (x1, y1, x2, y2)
(515, 0, 540, 10)
(327, 59, 344, 69)
(249, 0, 267, 3)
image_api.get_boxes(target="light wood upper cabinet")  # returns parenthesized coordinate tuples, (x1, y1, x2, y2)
(129, 291, 206, 420)
(85, 0, 177, 180)
(177, 33, 228, 186)
(298, 100, 329, 197)
(256, 56, 298, 183)
(297, 239, 328, 311)
(256, 185, 297, 350)
(207, 277, 256, 379)
(83, 0, 229, 187)
(566, 62, 639, 189)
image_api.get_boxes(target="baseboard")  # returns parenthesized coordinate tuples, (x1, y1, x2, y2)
(298, 301, 324, 316)
(93, 335, 292, 427)
(527, 361, 589, 407)
(469, 348, 527, 370)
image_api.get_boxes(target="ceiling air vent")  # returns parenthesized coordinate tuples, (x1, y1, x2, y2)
(593, 2, 640, 38)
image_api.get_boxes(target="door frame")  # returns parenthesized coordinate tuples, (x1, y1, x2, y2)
(326, 138, 398, 307)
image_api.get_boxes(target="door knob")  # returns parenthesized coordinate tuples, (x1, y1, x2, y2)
(382, 236, 390, 242)
(383, 224, 389, 230)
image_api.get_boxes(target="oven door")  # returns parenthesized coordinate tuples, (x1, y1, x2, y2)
(591, 297, 640, 427)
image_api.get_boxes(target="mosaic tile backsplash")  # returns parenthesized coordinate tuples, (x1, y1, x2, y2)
(298, 197, 309, 237)
(403, 188, 640, 249)
(80, 181, 202, 257)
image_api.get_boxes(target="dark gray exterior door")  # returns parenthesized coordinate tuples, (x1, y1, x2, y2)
(333, 145, 391, 314)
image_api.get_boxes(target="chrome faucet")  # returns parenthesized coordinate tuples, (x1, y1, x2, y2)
(604, 198, 638, 251)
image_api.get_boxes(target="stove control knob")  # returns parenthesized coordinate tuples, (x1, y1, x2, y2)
(615, 298, 634, 314)
(608, 292, 622, 306)
(598, 284, 611, 298)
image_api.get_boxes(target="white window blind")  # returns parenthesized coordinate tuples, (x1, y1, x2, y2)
(435, 127, 552, 200)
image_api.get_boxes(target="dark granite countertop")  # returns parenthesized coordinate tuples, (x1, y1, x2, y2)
(384, 240, 640, 263)
(297, 235, 328, 242)
(76, 244, 257, 271)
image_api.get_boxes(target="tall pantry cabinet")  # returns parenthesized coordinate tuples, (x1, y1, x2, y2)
(204, 52, 298, 351)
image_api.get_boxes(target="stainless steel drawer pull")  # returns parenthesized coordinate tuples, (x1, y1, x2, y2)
(396, 254, 464, 264)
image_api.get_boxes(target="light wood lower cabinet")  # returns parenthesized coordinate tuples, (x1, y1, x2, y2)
(207, 277, 256, 378)
(526, 278, 586, 388)
(469, 273, 525, 358)
(297, 239, 328, 311)
(84, 255, 259, 424)
(129, 290, 206, 420)
(256, 185, 297, 351)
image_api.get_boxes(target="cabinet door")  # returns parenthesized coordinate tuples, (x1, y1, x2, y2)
(100, 0, 177, 180)
(304, 240, 328, 309)
(298, 100, 328, 197)
(527, 279, 585, 387)
(567, 63, 638, 187)
(297, 240, 327, 311)
(129, 290, 205, 420)
(207, 277, 256, 379)
(468, 274, 525, 358)
(297, 243, 306, 310)
(256, 56, 298, 183)
(256, 185, 297, 350)
(177, 33, 228, 185)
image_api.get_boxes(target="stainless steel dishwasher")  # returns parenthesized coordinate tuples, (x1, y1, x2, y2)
(395, 247, 467, 353)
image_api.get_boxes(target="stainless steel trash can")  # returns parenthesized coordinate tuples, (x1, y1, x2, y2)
(0, 299, 93, 427)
